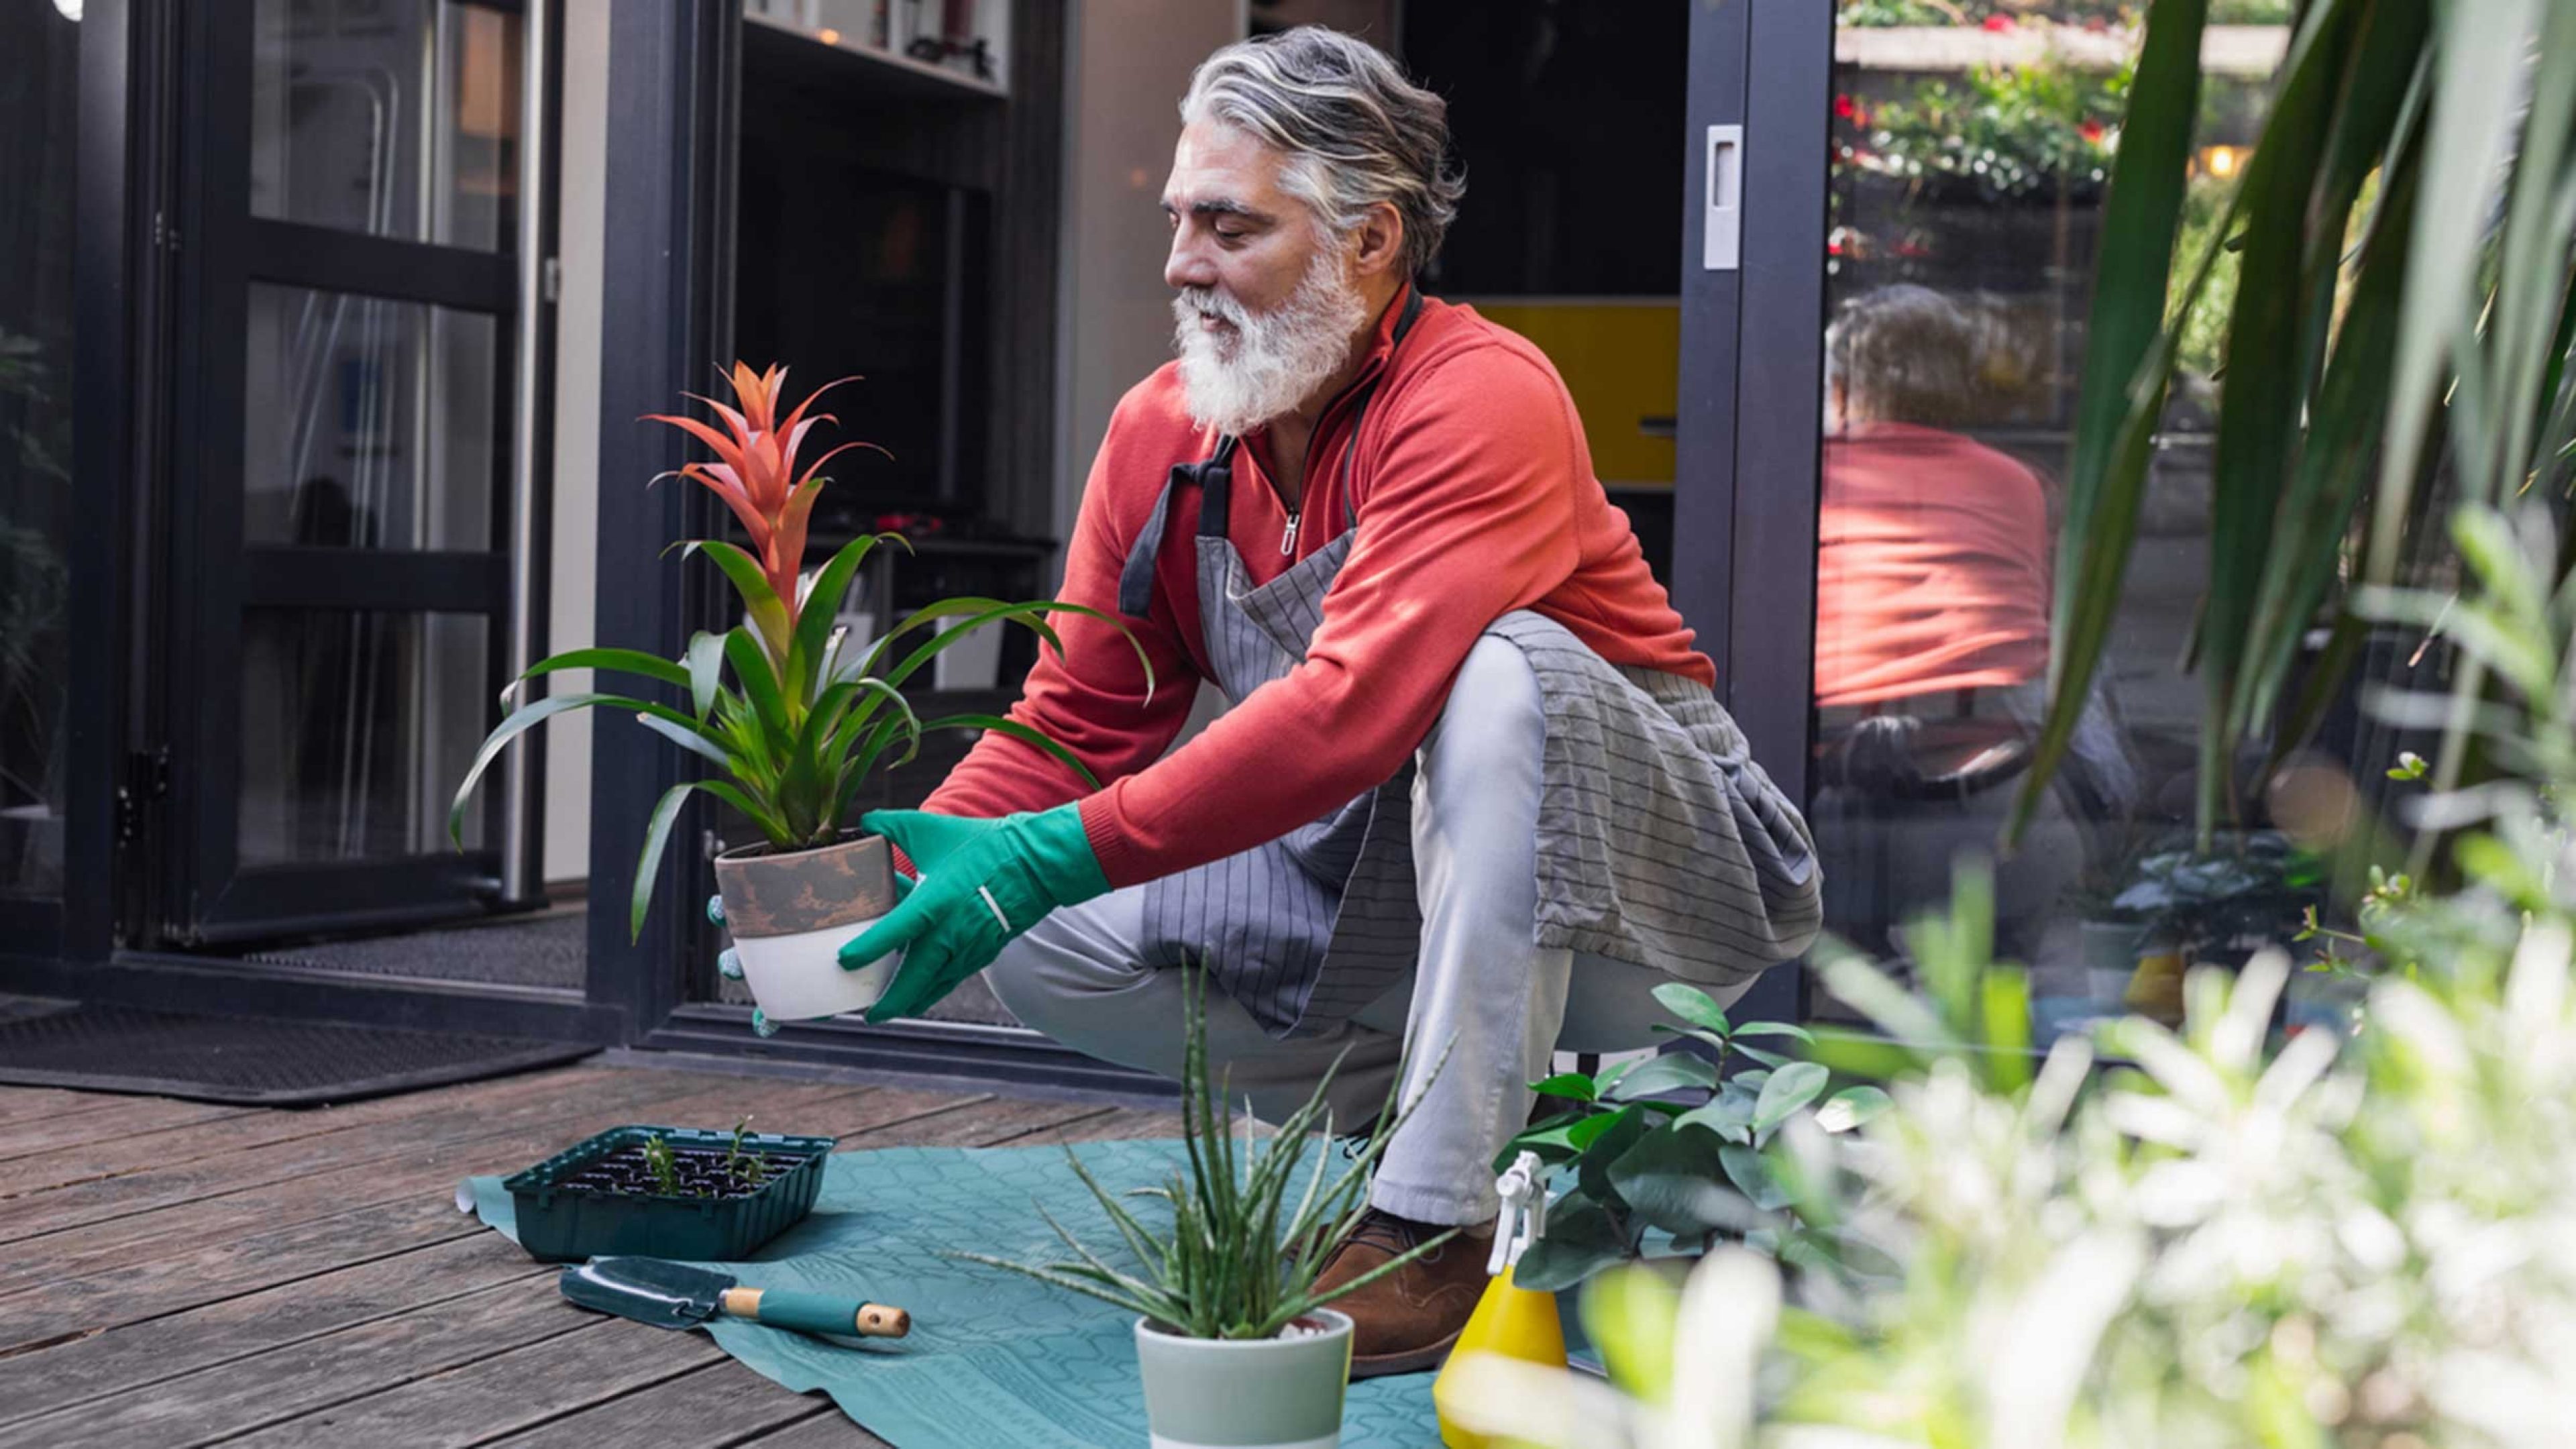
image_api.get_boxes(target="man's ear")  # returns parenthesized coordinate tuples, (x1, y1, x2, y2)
(1350, 201, 1407, 280)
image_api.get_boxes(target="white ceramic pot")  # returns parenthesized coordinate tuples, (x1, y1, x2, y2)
(714, 832, 903, 1021)
(1132, 1309, 1353, 1449)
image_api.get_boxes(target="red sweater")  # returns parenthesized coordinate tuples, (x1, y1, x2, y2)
(1814, 422, 2051, 708)
(924, 288, 1714, 889)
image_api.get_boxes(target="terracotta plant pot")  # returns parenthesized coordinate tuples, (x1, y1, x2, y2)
(1132, 1309, 1353, 1449)
(713, 833, 902, 1021)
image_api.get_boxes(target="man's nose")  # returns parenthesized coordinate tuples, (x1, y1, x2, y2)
(1165, 231, 1219, 292)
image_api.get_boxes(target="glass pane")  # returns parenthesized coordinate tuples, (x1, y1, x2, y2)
(242, 281, 500, 549)
(1399, 2, 1687, 579)
(239, 609, 490, 865)
(0, 5, 80, 899)
(1811, 4, 2308, 1039)
(251, 0, 523, 252)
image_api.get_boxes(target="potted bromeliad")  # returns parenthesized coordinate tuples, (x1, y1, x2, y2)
(961, 965, 1454, 1449)
(451, 363, 1144, 1025)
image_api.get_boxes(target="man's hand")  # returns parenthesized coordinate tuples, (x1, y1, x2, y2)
(840, 804, 1110, 1022)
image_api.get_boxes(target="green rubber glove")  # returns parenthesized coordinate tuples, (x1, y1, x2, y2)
(840, 804, 1111, 1022)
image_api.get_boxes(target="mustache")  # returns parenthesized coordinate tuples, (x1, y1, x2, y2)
(1175, 286, 1250, 327)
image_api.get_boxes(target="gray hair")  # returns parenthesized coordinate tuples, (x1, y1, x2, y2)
(1181, 27, 1465, 280)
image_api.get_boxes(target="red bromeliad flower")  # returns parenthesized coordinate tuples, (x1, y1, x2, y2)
(644, 362, 881, 642)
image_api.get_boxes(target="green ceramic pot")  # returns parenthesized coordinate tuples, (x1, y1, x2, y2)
(1132, 1309, 1353, 1449)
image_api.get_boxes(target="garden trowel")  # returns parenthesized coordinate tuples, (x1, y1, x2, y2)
(561, 1256, 911, 1340)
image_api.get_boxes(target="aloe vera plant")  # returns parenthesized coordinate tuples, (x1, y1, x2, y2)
(959, 964, 1458, 1341)
(449, 363, 1148, 938)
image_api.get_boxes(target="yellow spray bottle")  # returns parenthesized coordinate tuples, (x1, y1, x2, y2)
(1433, 1150, 1566, 1448)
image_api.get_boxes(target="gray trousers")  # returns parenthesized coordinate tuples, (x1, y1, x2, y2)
(987, 635, 1754, 1225)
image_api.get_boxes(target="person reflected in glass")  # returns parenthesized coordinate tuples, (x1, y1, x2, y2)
(1810, 284, 2125, 972)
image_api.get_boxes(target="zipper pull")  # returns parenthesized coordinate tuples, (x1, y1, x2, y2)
(1280, 511, 1300, 557)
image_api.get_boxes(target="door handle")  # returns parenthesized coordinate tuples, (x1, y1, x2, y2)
(1703, 124, 1743, 272)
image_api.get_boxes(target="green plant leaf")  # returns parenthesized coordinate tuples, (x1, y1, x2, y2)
(1604, 1053, 1721, 1103)
(1501, 1110, 1598, 1167)
(787, 531, 900, 702)
(1576, 1104, 1656, 1206)
(723, 626, 789, 740)
(912, 713, 1104, 790)
(449, 690, 685, 846)
(2010, 0, 2210, 843)
(1673, 1093, 1756, 1145)
(684, 631, 726, 720)
(1753, 1062, 1831, 1137)
(682, 539, 792, 661)
(1719, 1142, 1791, 1213)
(1731, 1022, 1816, 1045)
(1815, 1085, 1892, 1134)
(1578, 1266, 1681, 1403)
(1652, 981, 1733, 1035)
(1531, 1072, 1597, 1103)
(515, 646, 692, 694)
(1606, 1124, 1738, 1236)
(1511, 1197, 1636, 1295)
(629, 781, 699, 941)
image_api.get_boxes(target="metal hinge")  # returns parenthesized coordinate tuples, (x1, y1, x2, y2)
(115, 746, 170, 849)
(152, 209, 180, 255)
(542, 256, 561, 304)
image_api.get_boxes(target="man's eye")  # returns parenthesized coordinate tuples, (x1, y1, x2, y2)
(1215, 227, 1248, 242)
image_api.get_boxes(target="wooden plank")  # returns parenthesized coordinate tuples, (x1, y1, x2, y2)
(0, 1064, 624, 1203)
(0, 1097, 258, 1162)
(0, 1235, 547, 1428)
(219, 1316, 722, 1449)
(839, 1093, 1114, 1150)
(0, 1087, 146, 1129)
(0, 1081, 1002, 1422)
(736, 1406, 897, 1447)
(175, 1092, 1117, 1448)
(1040, 1106, 1185, 1144)
(0, 1081, 981, 1348)
(0, 1071, 761, 1287)
(0, 1066, 763, 1238)
(3, 1273, 600, 1448)
(480, 1358, 846, 1448)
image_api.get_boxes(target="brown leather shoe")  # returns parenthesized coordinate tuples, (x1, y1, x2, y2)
(1309, 1210, 1495, 1377)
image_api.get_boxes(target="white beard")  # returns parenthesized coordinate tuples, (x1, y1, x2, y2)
(1170, 249, 1369, 439)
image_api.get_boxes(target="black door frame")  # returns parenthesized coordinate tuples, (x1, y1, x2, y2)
(152, 0, 552, 946)
(1, 0, 621, 1047)
(1674, 0, 1831, 1028)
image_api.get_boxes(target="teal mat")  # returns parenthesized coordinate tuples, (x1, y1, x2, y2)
(461, 1140, 1444, 1448)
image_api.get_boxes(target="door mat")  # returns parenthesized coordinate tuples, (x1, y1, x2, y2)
(460, 1140, 1445, 1449)
(244, 910, 590, 990)
(0, 1003, 595, 1106)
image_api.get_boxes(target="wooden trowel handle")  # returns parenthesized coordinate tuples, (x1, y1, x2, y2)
(720, 1285, 912, 1338)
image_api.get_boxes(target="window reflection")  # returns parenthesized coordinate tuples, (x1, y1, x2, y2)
(1813, 3, 2332, 1039)
(0, 3, 78, 898)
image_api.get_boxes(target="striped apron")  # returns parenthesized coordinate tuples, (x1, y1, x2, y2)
(1116, 294, 1821, 1038)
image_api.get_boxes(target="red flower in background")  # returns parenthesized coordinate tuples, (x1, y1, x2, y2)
(2081, 119, 2107, 144)
(1982, 12, 2017, 30)
(1834, 93, 1858, 120)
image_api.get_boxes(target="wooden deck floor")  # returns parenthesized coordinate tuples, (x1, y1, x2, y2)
(0, 1060, 1181, 1448)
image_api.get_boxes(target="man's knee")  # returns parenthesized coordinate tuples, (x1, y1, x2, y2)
(981, 898, 1146, 1040)
(1424, 632, 1544, 777)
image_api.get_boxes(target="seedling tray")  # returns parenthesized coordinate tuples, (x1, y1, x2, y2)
(502, 1124, 837, 1262)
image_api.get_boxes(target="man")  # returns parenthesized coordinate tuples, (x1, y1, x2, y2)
(837, 28, 1822, 1374)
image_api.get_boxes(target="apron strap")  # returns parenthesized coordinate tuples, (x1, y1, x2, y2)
(1118, 435, 1237, 619)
